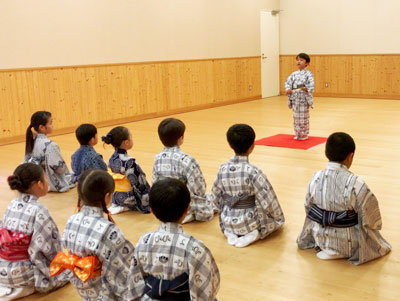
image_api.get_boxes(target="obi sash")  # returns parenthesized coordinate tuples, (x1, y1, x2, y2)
(0, 228, 32, 262)
(307, 204, 358, 228)
(107, 168, 132, 192)
(0, 228, 32, 261)
(144, 273, 190, 301)
(50, 251, 102, 283)
(223, 193, 256, 209)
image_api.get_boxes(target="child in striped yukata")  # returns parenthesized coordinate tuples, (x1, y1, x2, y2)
(51, 169, 134, 300)
(0, 163, 69, 300)
(297, 132, 391, 264)
(71, 124, 107, 183)
(24, 111, 74, 192)
(102, 126, 150, 215)
(208, 124, 285, 248)
(152, 118, 214, 223)
(126, 178, 220, 300)
(285, 53, 315, 140)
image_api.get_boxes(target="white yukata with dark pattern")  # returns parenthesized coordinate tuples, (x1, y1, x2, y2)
(108, 149, 150, 213)
(63, 205, 134, 300)
(0, 193, 69, 292)
(152, 146, 214, 221)
(208, 156, 285, 239)
(126, 222, 220, 301)
(285, 68, 315, 137)
(297, 162, 392, 265)
(25, 133, 74, 192)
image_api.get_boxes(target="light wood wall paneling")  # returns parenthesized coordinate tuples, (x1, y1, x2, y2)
(0, 57, 261, 145)
(280, 54, 400, 99)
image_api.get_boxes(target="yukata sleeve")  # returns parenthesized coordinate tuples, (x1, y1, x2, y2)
(187, 239, 220, 301)
(126, 158, 151, 198)
(89, 152, 108, 171)
(125, 246, 146, 301)
(97, 225, 135, 299)
(30, 207, 69, 292)
(354, 180, 383, 230)
(46, 142, 69, 175)
(208, 173, 224, 211)
(305, 71, 315, 93)
(151, 156, 158, 185)
(284, 73, 294, 107)
(304, 172, 320, 213)
(253, 170, 285, 236)
(184, 156, 207, 198)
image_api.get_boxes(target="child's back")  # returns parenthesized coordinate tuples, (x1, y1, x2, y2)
(297, 132, 391, 264)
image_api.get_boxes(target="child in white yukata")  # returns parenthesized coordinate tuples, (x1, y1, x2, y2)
(208, 124, 285, 248)
(71, 124, 107, 183)
(102, 126, 150, 215)
(152, 118, 214, 223)
(285, 53, 315, 140)
(297, 132, 391, 264)
(50, 169, 134, 300)
(126, 178, 220, 300)
(24, 111, 74, 192)
(0, 163, 69, 300)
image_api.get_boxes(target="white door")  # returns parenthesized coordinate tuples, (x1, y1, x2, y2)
(260, 10, 280, 98)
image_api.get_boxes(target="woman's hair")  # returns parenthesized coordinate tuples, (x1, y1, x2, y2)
(25, 111, 52, 155)
(77, 169, 115, 222)
(8, 163, 45, 193)
(101, 126, 130, 148)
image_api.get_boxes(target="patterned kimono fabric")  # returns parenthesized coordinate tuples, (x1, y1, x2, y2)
(126, 222, 220, 301)
(0, 194, 69, 296)
(297, 162, 392, 265)
(208, 156, 285, 238)
(108, 149, 150, 213)
(71, 145, 107, 183)
(25, 133, 73, 192)
(284, 69, 315, 138)
(152, 146, 214, 221)
(62, 206, 134, 300)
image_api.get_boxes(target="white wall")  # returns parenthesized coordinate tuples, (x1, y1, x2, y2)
(280, 0, 400, 54)
(0, 0, 279, 69)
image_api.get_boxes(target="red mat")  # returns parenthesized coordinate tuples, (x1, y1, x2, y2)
(255, 134, 327, 150)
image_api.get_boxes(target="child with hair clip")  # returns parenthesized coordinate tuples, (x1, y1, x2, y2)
(50, 169, 134, 300)
(0, 163, 70, 300)
(102, 126, 151, 215)
(24, 111, 74, 192)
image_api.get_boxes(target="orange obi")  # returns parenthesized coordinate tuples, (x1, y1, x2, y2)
(107, 168, 132, 192)
(0, 228, 32, 261)
(50, 251, 102, 283)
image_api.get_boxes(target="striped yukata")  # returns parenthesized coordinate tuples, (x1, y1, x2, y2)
(25, 133, 74, 192)
(108, 149, 150, 213)
(0, 193, 69, 293)
(63, 206, 134, 300)
(126, 222, 220, 301)
(284, 68, 315, 138)
(297, 162, 392, 265)
(152, 146, 214, 222)
(208, 156, 285, 239)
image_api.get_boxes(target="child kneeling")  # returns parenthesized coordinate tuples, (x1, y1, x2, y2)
(297, 132, 391, 264)
(126, 178, 220, 300)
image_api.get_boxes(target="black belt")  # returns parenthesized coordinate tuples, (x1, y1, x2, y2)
(307, 204, 358, 228)
(223, 193, 256, 209)
(144, 272, 190, 301)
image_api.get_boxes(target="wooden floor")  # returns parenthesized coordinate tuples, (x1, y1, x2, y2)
(0, 96, 399, 300)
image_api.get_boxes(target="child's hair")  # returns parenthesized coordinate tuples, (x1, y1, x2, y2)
(8, 163, 45, 193)
(77, 169, 115, 222)
(158, 118, 186, 147)
(101, 126, 130, 148)
(25, 111, 52, 155)
(296, 53, 310, 63)
(76, 124, 97, 145)
(325, 132, 356, 162)
(149, 178, 190, 223)
(226, 124, 256, 155)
